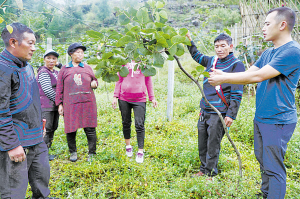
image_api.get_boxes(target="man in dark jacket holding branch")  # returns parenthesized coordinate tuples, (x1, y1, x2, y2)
(186, 32, 245, 177)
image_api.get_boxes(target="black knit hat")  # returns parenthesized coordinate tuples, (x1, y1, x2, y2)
(67, 42, 86, 56)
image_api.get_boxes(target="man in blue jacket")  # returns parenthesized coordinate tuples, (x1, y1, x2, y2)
(186, 32, 245, 177)
(208, 7, 300, 199)
(0, 23, 50, 198)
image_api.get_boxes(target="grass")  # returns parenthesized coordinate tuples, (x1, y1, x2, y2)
(26, 53, 300, 198)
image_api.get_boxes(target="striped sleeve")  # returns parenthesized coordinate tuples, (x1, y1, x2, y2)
(0, 70, 20, 151)
(38, 72, 56, 101)
(186, 41, 211, 67)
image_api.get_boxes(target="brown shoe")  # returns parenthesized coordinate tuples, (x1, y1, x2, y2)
(192, 171, 205, 177)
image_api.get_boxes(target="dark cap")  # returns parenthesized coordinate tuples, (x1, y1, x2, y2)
(44, 49, 59, 58)
(67, 42, 86, 56)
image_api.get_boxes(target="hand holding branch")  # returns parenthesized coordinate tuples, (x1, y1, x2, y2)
(185, 31, 192, 41)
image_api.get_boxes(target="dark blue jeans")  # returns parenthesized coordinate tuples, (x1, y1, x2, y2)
(0, 142, 50, 199)
(254, 119, 295, 199)
(197, 111, 226, 176)
(118, 99, 146, 149)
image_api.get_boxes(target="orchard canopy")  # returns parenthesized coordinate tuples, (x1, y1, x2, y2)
(85, 0, 205, 82)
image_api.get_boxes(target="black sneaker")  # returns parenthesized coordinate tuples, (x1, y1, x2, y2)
(256, 192, 267, 199)
(48, 154, 57, 161)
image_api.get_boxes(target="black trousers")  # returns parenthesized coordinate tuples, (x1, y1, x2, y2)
(42, 110, 59, 149)
(0, 142, 50, 199)
(66, 127, 97, 154)
(118, 99, 146, 149)
(197, 111, 226, 176)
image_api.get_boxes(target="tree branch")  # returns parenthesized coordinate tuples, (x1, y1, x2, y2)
(174, 55, 243, 181)
(0, 0, 8, 8)
(104, 45, 124, 48)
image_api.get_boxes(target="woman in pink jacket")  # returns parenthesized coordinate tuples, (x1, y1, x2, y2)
(112, 62, 158, 163)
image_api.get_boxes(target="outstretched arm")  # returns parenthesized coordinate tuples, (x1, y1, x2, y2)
(208, 64, 280, 86)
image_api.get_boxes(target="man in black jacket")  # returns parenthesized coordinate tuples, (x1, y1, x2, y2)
(186, 32, 245, 177)
(0, 23, 50, 198)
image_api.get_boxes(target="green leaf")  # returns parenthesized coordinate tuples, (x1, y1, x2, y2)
(109, 33, 123, 40)
(126, 23, 134, 31)
(0, 17, 4, 24)
(131, 26, 141, 33)
(109, 74, 119, 82)
(106, 29, 119, 36)
(133, 49, 140, 59)
(210, 30, 218, 33)
(224, 28, 231, 36)
(102, 52, 114, 59)
(142, 66, 156, 77)
(119, 66, 129, 77)
(125, 43, 136, 54)
(96, 61, 107, 69)
(176, 43, 185, 56)
(95, 68, 103, 79)
(146, 22, 156, 29)
(196, 65, 204, 73)
(155, 22, 165, 28)
(155, 44, 164, 52)
(179, 28, 188, 36)
(162, 26, 177, 38)
(128, 7, 137, 17)
(168, 45, 177, 56)
(171, 35, 186, 44)
(159, 10, 168, 19)
(155, 32, 168, 47)
(203, 71, 210, 77)
(87, 57, 100, 64)
(155, 1, 165, 9)
(126, 31, 135, 39)
(141, 28, 156, 33)
(112, 49, 122, 54)
(86, 30, 103, 39)
(167, 54, 175, 61)
(147, 0, 156, 8)
(119, 14, 130, 25)
(110, 55, 128, 65)
(182, 37, 192, 46)
(191, 70, 197, 77)
(136, 8, 150, 24)
(148, 39, 157, 45)
(137, 48, 150, 56)
(116, 35, 133, 47)
(155, 12, 160, 22)
(153, 52, 165, 67)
